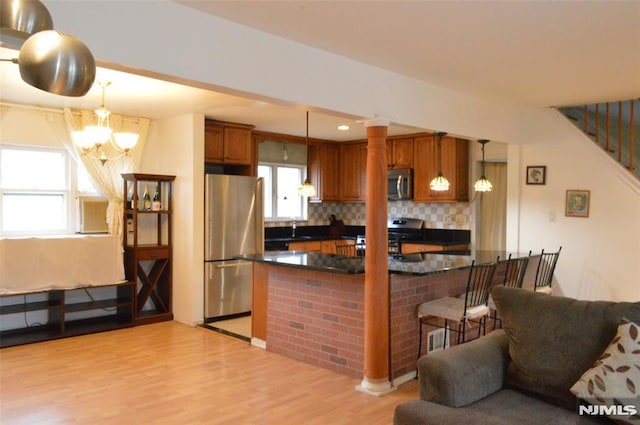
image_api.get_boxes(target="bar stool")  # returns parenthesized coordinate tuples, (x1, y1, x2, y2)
(490, 253, 530, 330)
(417, 258, 498, 359)
(533, 247, 562, 294)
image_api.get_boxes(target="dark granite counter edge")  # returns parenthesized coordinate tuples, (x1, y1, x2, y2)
(237, 250, 535, 277)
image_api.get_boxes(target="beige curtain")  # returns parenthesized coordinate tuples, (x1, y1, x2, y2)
(63, 108, 150, 242)
(478, 162, 507, 251)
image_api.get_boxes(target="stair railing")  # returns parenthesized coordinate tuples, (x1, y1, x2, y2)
(560, 99, 639, 181)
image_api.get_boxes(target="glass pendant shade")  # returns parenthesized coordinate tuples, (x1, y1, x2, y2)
(474, 176, 493, 192)
(430, 131, 450, 191)
(114, 133, 139, 151)
(430, 173, 450, 191)
(474, 139, 492, 192)
(298, 179, 317, 197)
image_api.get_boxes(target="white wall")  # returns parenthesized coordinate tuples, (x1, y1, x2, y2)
(0, 106, 63, 146)
(516, 108, 640, 302)
(45, 0, 521, 144)
(141, 114, 205, 325)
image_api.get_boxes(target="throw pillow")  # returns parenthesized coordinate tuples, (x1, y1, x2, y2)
(491, 286, 640, 409)
(570, 318, 640, 424)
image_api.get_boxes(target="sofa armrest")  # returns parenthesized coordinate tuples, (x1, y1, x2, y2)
(419, 330, 509, 407)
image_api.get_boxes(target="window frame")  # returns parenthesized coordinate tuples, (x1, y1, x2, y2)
(0, 144, 89, 236)
(258, 162, 308, 223)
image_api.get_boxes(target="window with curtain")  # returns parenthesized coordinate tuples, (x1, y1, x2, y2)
(0, 144, 98, 236)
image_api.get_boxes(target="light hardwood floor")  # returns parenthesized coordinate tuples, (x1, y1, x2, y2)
(0, 321, 418, 424)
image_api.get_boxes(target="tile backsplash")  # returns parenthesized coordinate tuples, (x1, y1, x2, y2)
(268, 200, 472, 230)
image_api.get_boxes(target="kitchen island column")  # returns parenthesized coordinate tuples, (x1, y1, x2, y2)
(357, 118, 393, 396)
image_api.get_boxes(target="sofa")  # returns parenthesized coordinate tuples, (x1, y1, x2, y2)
(394, 286, 640, 425)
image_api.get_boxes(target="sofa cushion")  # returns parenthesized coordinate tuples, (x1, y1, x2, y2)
(491, 286, 640, 409)
(570, 318, 640, 424)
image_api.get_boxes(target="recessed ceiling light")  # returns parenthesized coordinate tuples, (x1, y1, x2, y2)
(337, 124, 350, 131)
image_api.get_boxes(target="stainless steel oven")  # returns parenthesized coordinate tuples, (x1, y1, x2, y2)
(387, 217, 424, 254)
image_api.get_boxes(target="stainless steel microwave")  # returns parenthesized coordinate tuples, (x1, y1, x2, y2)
(388, 168, 413, 200)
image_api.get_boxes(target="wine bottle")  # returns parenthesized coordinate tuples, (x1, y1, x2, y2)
(152, 184, 161, 211)
(143, 185, 151, 211)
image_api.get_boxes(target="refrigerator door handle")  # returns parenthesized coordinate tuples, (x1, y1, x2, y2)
(214, 261, 254, 269)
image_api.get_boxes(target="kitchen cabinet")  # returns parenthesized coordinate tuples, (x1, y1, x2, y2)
(401, 243, 469, 254)
(122, 173, 175, 325)
(286, 239, 352, 254)
(308, 141, 340, 203)
(321, 239, 356, 254)
(387, 137, 413, 169)
(205, 120, 254, 166)
(413, 135, 469, 202)
(288, 240, 323, 252)
(340, 142, 367, 202)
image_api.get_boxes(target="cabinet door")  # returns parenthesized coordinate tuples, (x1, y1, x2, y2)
(223, 127, 252, 165)
(307, 141, 322, 203)
(288, 240, 322, 252)
(413, 136, 468, 202)
(388, 138, 413, 169)
(204, 123, 224, 163)
(412, 135, 436, 202)
(340, 143, 367, 202)
(321, 143, 340, 201)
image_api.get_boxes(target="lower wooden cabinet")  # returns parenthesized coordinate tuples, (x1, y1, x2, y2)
(401, 243, 469, 254)
(287, 239, 354, 254)
(288, 240, 323, 252)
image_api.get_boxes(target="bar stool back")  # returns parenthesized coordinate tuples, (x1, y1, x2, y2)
(417, 258, 498, 358)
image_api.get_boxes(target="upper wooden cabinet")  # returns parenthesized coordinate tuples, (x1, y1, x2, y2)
(413, 135, 469, 202)
(340, 142, 367, 202)
(387, 137, 413, 169)
(308, 141, 340, 203)
(205, 120, 254, 165)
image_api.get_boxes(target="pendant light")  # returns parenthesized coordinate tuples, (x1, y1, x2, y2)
(0, 0, 96, 97)
(474, 139, 493, 192)
(298, 111, 317, 197)
(72, 81, 139, 165)
(430, 132, 450, 191)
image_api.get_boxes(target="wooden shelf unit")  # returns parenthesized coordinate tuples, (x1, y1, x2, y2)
(122, 173, 176, 325)
(0, 282, 134, 348)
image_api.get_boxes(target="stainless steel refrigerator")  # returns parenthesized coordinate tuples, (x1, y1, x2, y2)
(204, 174, 264, 322)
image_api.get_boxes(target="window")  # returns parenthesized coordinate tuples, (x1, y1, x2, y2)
(0, 145, 96, 236)
(258, 163, 308, 221)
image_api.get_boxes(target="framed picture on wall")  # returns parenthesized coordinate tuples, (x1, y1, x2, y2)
(565, 189, 590, 218)
(526, 166, 546, 185)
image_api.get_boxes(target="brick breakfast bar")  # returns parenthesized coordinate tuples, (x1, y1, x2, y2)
(240, 250, 537, 385)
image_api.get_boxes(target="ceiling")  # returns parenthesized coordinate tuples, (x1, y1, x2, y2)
(2, 1, 639, 141)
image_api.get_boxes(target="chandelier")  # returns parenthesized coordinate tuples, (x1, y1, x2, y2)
(72, 81, 139, 165)
(430, 132, 450, 191)
(474, 139, 493, 192)
(298, 110, 317, 197)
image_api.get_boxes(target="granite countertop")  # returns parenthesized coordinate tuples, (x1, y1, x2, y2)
(237, 250, 535, 276)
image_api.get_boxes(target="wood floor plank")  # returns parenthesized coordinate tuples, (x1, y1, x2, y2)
(0, 322, 418, 424)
